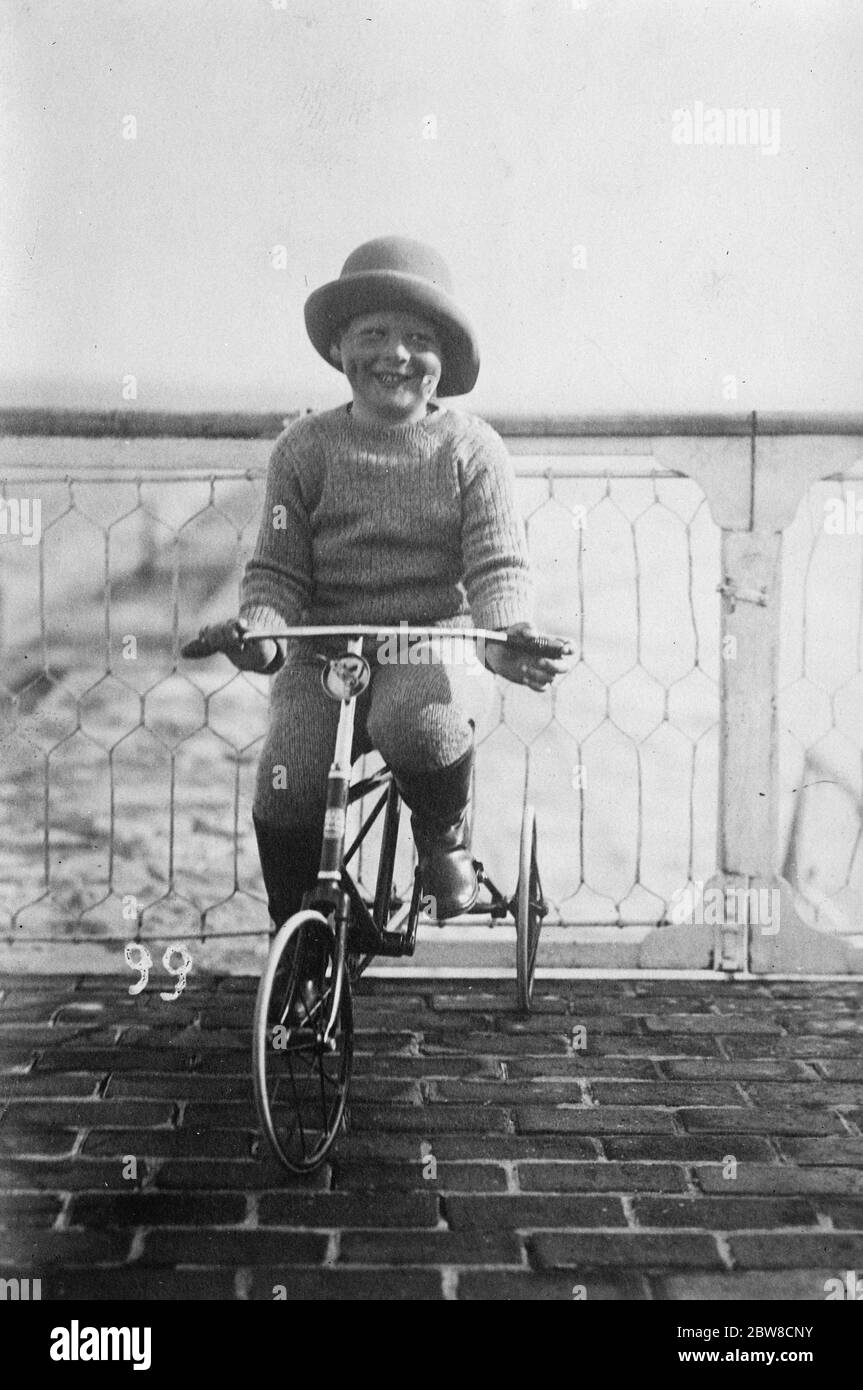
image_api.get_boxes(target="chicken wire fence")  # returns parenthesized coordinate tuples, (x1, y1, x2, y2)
(0, 424, 859, 952)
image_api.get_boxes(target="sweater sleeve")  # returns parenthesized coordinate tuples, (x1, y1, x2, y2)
(459, 421, 534, 630)
(239, 427, 316, 627)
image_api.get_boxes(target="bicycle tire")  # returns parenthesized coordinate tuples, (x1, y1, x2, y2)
(515, 803, 544, 1012)
(252, 911, 353, 1174)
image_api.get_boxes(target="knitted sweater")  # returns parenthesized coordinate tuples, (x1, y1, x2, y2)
(239, 403, 532, 637)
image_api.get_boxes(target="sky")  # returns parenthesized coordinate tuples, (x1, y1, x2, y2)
(2, 0, 862, 416)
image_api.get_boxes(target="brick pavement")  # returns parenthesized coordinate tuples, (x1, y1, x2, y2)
(1, 975, 861, 1301)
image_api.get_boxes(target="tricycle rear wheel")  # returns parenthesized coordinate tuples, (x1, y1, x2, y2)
(515, 803, 546, 1012)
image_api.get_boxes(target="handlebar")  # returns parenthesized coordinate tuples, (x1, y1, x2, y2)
(181, 621, 573, 662)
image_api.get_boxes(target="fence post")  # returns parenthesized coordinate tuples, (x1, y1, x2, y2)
(638, 435, 752, 969)
(647, 427, 863, 973)
(715, 525, 782, 969)
(743, 432, 863, 972)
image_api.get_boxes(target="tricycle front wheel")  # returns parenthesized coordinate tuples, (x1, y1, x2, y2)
(252, 910, 353, 1173)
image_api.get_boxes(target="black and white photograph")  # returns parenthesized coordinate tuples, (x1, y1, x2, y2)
(1, 0, 862, 1343)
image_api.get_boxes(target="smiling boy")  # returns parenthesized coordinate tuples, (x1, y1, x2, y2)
(226, 236, 568, 929)
(335, 309, 441, 427)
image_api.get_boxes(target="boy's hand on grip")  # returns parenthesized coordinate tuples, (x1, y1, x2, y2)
(186, 618, 278, 673)
(484, 621, 574, 691)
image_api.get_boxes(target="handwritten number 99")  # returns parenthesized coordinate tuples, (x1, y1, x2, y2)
(124, 943, 192, 999)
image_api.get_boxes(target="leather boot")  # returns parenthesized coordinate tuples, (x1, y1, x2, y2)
(253, 816, 327, 1024)
(394, 747, 478, 919)
(253, 815, 322, 930)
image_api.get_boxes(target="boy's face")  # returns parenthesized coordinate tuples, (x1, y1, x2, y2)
(332, 309, 443, 426)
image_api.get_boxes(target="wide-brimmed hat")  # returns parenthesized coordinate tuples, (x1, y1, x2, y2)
(304, 236, 479, 397)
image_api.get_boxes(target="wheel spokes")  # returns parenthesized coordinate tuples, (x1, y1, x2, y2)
(254, 914, 354, 1174)
(285, 1052, 309, 1159)
(262, 926, 350, 1167)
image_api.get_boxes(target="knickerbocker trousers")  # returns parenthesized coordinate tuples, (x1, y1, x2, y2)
(253, 638, 495, 831)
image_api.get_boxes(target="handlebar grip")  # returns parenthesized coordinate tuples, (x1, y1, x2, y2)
(180, 634, 216, 659)
(181, 619, 246, 659)
(505, 632, 572, 660)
